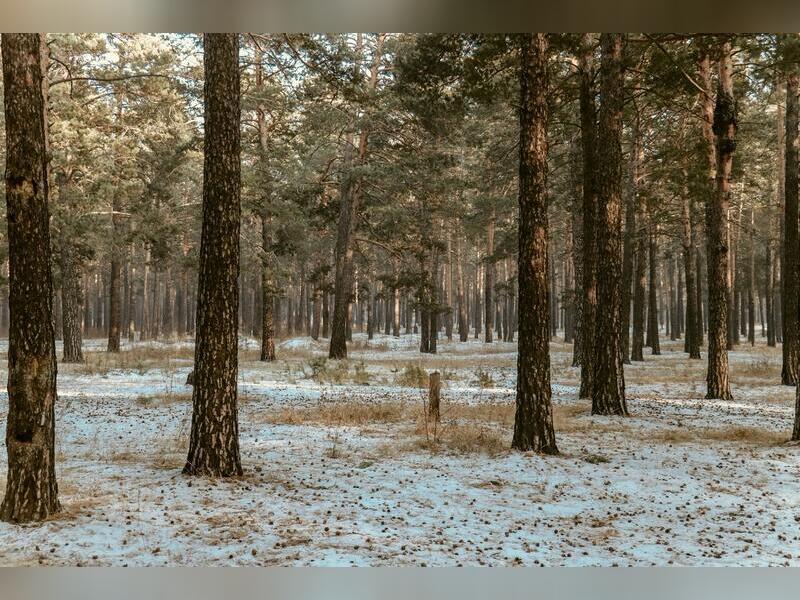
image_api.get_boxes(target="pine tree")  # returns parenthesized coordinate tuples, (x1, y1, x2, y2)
(512, 33, 558, 454)
(184, 33, 243, 477)
(705, 37, 735, 401)
(1, 33, 61, 523)
(590, 33, 628, 416)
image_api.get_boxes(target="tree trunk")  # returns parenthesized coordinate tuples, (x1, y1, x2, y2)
(748, 208, 756, 346)
(705, 39, 734, 401)
(107, 197, 122, 352)
(56, 174, 85, 363)
(631, 194, 647, 362)
(647, 223, 661, 355)
(59, 242, 84, 363)
(329, 34, 384, 359)
(578, 33, 598, 400)
(184, 33, 243, 477)
(260, 216, 276, 361)
(682, 167, 701, 358)
(620, 94, 640, 364)
(1, 33, 61, 522)
(569, 134, 584, 367)
(590, 33, 628, 416)
(783, 68, 800, 385)
(455, 230, 468, 341)
(512, 33, 558, 453)
(484, 207, 495, 343)
(445, 229, 454, 340)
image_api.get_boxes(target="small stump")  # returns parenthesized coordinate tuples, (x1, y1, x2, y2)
(428, 371, 441, 423)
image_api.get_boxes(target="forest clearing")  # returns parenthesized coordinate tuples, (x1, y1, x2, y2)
(0, 331, 797, 566)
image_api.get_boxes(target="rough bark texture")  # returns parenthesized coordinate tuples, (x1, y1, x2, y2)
(782, 71, 800, 385)
(1, 32, 62, 523)
(56, 174, 85, 363)
(512, 33, 558, 454)
(705, 40, 734, 401)
(184, 33, 243, 477)
(578, 33, 598, 399)
(590, 33, 627, 416)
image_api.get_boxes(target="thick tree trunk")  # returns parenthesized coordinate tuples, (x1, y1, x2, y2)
(783, 70, 800, 385)
(1, 33, 61, 523)
(512, 33, 558, 454)
(590, 33, 627, 416)
(578, 33, 598, 399)
(705, 39, 734, 401)
(184, 33, 243, 477)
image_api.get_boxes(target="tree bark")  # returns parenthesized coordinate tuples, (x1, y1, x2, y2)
(512, 33, 558, 453)
(578, 33, 598, 399)
(590, 33, 627, 416)
(56, 174, 85, 363)
(1, 32, 61, 522)
(705, 39, 734, 401)
(184, 33, 243, 477)
(783, 68, 800, 385)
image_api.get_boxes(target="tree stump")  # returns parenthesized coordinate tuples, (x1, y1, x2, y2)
(428, 371, 441, 423)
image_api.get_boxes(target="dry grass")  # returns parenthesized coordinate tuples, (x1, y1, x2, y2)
(412, 423, 507, 456)
(69, 346, 194, 376)
(135, 391, 193, 407)
(254, 398, 593, 433)
(256, 401, 409, 427)
(652, 424, 786, 446)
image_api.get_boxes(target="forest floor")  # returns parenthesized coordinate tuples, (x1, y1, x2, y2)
(0, 331, 798, 566)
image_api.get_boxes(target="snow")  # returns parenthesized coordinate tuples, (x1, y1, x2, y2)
(0, 333, 799, 566)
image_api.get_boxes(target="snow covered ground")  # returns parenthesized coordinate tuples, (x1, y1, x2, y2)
(0, 332, 798, 566)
